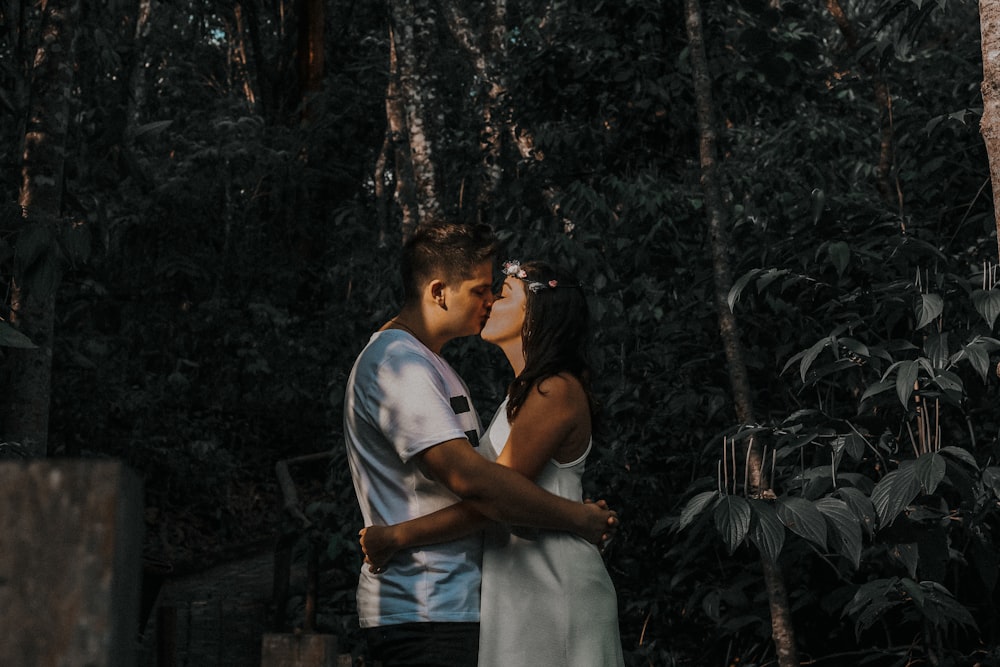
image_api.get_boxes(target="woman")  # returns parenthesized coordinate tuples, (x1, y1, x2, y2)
(360, 259, 625, 667)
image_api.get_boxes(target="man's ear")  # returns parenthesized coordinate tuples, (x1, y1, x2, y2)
(430, 279, 448, 310)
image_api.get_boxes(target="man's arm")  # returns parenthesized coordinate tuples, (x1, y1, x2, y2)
(418, 438, 616, 544)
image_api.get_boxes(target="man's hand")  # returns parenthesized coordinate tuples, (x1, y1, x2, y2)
(359, 525, 399, 574)
(578, 498, 619, 546)
(586, 498, 619, 551)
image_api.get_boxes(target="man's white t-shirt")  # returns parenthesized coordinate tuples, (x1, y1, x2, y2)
(344, 329, 484, 628)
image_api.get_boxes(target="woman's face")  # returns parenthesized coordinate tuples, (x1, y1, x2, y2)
(481, 277, 527, 347)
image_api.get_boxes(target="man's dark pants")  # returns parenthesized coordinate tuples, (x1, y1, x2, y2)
(365, 621, 479, 667)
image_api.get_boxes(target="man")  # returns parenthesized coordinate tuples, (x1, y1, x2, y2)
(344, 222, 616, 667)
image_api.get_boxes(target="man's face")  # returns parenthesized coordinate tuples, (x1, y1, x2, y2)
(444, 261, 496, 338)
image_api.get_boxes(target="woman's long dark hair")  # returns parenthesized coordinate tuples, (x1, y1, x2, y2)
(506, 261, 594, 421)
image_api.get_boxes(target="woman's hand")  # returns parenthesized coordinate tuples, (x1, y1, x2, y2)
(359, 525, 399, 574)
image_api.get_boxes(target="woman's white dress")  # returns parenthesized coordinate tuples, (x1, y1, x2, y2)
(477, 398, 625, 667)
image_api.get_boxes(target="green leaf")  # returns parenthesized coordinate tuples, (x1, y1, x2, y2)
(838, 337, 870, 359)
(972, 289, 1000, 328)
(890, 543, 919, 578)
(775, 496, 827, 549)
(982, 467, 1000, 501)
(915, 293, 943, 329)
(836, 487, 878, 537)
(679, 490, 719, 530)
(0, 321, 37, 348)
(816, 497, 863, 568)
(918, 581, 978, 631)
(845, 578, 905, 639)
(133, 119, 174, 139)
(800, 338, 830, 383)
(748, 499, 785, 564)
(828, 241, 850, 277)
(859, 378, 895, 404)
(713, 495, 751, 554)
(755, 268, 789, 293)
(963, 340, 990, 382)
(914, 452, 945, 494)
(727, 269, 761, 311)
(871, 464, 920, 528)
(895, 360, 919, 406)
(844, 432, 867, 460)
(923, 332, 949, 370)
(930, 369, 963, 395)
(937, 445, 979, 470)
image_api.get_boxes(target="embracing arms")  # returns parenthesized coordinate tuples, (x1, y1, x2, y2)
(361, 375, 615, 570)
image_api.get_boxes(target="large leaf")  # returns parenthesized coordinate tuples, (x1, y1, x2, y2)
(827, 241, 850, 277)
(972, 288, 1000, 329)
(982, 467, 1000, 501)
(0, 321, 37, 349)
(714, 495, 751, 554)
(776, 496, 827, 549)
(918, 580, 978, 631)
(816, 497, 862, 568)
(843, 431, 868, 460)
(914, 293, 943, 329)
(890, 543, 919, 579)
(836, 487, 878, 536)
(923, 332, 949, 370)
(913, 452, 945, 495)
(845, 578, 905, 639)
(963, 339, 991, 382)
(727, 269, 762, 311)
(871, 464, 921, 528)
(894, 359, 919, 406)
(748, 499, 785, 564)
(799, 337, 831, 383)
(938, 445, 979, 470)
(859, 378, 895, 404)
(678, 490, 719, 530)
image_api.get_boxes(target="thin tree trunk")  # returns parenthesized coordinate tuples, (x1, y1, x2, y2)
(683, 1, 799, 665)
(981, 0, 1000, 263)
(124, 0, 152, 129)
(3, 0, 80, 456)
(441, 1, 573, 231)
(388, 0, 444, 229)
(441, 0, 507, 220)
(297, 0, 323, 121)
(232, 3, 257, 109)
(243, 0, 270, 117)
(826, 0, 899, 212)
(385, 25, 420, 241)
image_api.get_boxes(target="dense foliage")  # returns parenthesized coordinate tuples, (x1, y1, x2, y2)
(2, 0, 998, 664)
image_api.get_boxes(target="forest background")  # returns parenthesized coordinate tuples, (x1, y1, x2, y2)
(3, 0, 1000, 665)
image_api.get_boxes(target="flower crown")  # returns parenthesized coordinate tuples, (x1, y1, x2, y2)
(502, 260, 580, 293)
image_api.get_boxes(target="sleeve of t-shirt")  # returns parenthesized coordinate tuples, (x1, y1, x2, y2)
(374, 350, 471, 463)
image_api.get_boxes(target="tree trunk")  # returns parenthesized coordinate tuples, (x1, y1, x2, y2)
(3, 0, 80, 456)
(981, 0, 1000, 263)
(441, 0, 507, 221)
(388, 0, 444, 229)
(125, 0, 152, 128)
(297, 0, 323, 121)
(683, 0, 799, 665)
(384, 25, 420, 241)
(825, 0, 898, 212)
(441, 1, 573, 231)
(231, 3, 258, 110)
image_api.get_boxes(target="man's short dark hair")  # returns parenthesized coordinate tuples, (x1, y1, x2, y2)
(401, 223, 498, 302)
